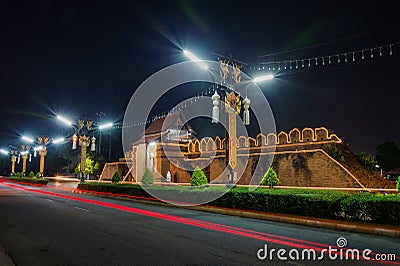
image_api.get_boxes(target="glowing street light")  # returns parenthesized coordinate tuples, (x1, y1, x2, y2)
(22, 136, 34, 143)
(183, 50, 208, 70)
(53, 137, 65, 144)
(99, 122, 113, 130)
(56, 115, 73, 126)
(253, 74, 274, 83)
(56, 114, 96, 181)
(0, 147, 18, 174)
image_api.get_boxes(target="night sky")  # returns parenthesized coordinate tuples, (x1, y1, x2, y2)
(0, 0, 399, 156)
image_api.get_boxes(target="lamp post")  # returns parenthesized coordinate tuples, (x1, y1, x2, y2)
(20, 146, 30, 176)
(96, 112, 106, 155)
(72, 119, 96, 182)
(1, 148, 18, 175)
(215, 59, 273, 184)
(183, 50, 273, 184)
(10, 149, 18, 174)
(99, 122, 113, 162)
(57, 115, 97, 182)
(375, 164, 383, 177)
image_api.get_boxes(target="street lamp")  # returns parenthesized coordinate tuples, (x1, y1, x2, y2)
(57, 115, 96, 181)
(99, 122, 113, 162)
(0, 147, 19, 175)
(375, 164, 383, 177)
(183, 50, 208, 70)
(183, 50, 273, 185)
(19, 135, 64, 177)
(253, 74, 274, 83)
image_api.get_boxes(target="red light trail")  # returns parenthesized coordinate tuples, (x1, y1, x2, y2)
(1, 181, 399, 264)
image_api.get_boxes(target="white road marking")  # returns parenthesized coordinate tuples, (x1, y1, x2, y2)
(74, 206, 90, 212)
(45, 199, 55, 203)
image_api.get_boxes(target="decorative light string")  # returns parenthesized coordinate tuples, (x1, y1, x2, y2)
(116, 84, 229, 129)
(115, 42, 400, 129)
(249, 41, 399, 71)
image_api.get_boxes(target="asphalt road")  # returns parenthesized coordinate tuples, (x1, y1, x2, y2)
(0, 181, 399, 266)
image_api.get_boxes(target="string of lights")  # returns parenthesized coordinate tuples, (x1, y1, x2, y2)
(249, 41, 399, 71)
(116, 84, 225, 129)
(116, 41, 399, 129)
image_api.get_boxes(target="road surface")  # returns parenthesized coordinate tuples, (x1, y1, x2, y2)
(0, 180, 399, 265)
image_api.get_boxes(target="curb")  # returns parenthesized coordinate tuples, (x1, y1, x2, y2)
(74, 190, 400, 238)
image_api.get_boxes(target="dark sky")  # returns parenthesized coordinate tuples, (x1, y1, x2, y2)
(0, 0, 399, 155)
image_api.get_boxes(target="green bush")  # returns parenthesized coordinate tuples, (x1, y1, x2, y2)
(7, 177, 49, 185)
(12, 172, 23, 177)
(261, 167, 280, 188)
(36, 172, 41, 178)
(28, 171, 35, 178)
(76, 183, 400, 225)
(340, 193, 400, 225)
(141, 168, 154, 185)
(111, 171, 121, 184)
(190, 166, 208, 186)
(396, 176, 400, 191)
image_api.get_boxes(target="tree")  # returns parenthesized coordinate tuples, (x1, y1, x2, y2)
(190, 166, 208, 186)
(28, 171, 35, 178)
(261, 167, 280, 188)
(376, 142, 400, 171)
(75, 156, 101, 178)
(111, 171, 121, 184)
(356, 152, 377, 171)
(396, 176, 400, 192)
(141, 168, 154, 185)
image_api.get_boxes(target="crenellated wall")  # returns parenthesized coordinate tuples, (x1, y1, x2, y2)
(185, 127, 341, 153)
(100, 127, 392, 188)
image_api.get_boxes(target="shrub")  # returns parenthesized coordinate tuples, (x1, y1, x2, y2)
(340, 193, 400, 225)
(190, 166, 208, 187)
(356, 152, 377, 171)
(28, 171, 35, 178)
(261, 167, 280, 188)
(141, 168, 154, 185)
(330, 148, 344, 162)
(111, 171, 121, 184)
(396, 176, 400, 191)
(7, 177, 49, 185)
(77, 183, 400, 225)
(13, 172, 23, 177)
(36, 172, 41, 178)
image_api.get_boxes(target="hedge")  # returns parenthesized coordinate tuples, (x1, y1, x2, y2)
(77, 183, 400, 225)
(7, 177, 49, 185)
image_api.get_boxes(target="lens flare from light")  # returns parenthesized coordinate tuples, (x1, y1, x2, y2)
(183, 50, 208, 69)
(56, 115, 73, 126)
(253, 74, 274, 83)
(53, 137, 65, 144)
(99, 123, 113, 130)
(22, 136, 34, 143)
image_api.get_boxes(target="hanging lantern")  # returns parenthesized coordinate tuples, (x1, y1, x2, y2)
(17, 154, 20, 164)
(34, 150, 37, 157)
(29, 153, 32, 162)
(91, 136, 96, 152)
(72, 135, 78, 150)
(212, 91, 220, 124)
(243, 97, 250, 125)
